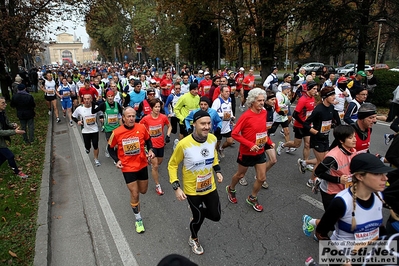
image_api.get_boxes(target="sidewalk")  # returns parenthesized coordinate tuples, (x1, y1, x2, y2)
(33, 112, 114, 265)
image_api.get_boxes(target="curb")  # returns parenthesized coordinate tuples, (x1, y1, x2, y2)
(33, 114, 53, 266)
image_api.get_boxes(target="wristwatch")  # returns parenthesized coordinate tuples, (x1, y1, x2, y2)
(172, 181, 180, 190)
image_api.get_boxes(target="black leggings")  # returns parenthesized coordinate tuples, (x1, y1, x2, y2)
(187, 189, 221, 239)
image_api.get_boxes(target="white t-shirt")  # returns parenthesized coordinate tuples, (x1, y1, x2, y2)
(72, 106, 99, 134)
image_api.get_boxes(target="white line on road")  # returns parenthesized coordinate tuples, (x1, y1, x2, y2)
(73, 127, 139, 266)
(299, 194, 324, 211)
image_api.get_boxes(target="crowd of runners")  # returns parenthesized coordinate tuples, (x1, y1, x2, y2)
(5, 62, 399, 263)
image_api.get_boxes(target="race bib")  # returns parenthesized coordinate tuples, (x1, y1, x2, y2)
(321, 120, 332, 133)
(63, 91, 70, 97)
(353, 228, 379, 253)
(256, 131, 268, 148)
(339, 111, 344, 119)
(85, 115, 96, 125)
(249, 81, 254, 88)
(223, 111, 231, 121)
(122, 137, 140, 155)
(266, 121, 273, 130)
(107, 114, 118, 125)
(133, 103, 140, 110)
(149, 124, 162, 137)
(196, 172, 212, 192)
(204, 86, 211, 94)
(281, 106, 289, 115)
(345, 176, 353, 189)
(230, 86, 236, 93)
(47, 87, 55, 96)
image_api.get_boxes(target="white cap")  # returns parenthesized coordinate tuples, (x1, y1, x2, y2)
(150, 79, 157, 84)
(204, 71, 210, 75)
(239, 67, 245, 71)
(129, 76, 135, 80)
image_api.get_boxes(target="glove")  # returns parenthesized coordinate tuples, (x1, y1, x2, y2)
(278, 110, 285, 116)
(165, 135, 170, 143)
(187, 127, 193, 134)
(214, 127, 221, 135)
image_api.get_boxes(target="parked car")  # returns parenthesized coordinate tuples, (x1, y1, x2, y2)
(306, 65, 336, 76)
(389, 67, 399, 72)
(337, 64, 372, 76)
(373, 64, 390, 70)
(302, 62, 324, 72)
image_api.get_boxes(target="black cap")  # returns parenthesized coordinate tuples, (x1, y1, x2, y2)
(307, 81, 317, 90)
(283, 73, 291, 79)
(193, 110, 210, 123)
(189, 83, 198, 91)
(199, 96, 211, 107)
(350, 153, 394, 174)
(157, 254, 198, 266)
(17, 84, 26, 90)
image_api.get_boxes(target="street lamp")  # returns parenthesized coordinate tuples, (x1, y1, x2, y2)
(374, 18, 386, 66)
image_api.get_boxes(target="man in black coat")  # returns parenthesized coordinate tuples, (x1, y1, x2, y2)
(10, 84, 35, 144)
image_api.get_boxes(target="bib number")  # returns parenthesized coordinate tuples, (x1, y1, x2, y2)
(196, 172, 212, 192)
(122, 138, 140, 155)
(256, 132, 268, 148)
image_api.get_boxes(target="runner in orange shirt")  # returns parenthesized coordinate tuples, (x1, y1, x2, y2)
(108, 107, 155, 234)
(140, 98, 172, 196)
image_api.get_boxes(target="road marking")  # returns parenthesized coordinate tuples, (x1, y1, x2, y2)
(73, 127, 138, 266)
(299, 194, 324, 211)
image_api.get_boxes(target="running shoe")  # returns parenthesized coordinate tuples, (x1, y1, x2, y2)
(218, 148, 225, 158)
(297, 158, 306, 174)
(226, 186, 237, 204)
(155, 185, 165, 196)
(105, 148, 110, 158)
(173, 139, 179, 150)
(17, 171, 29, 179)
(63, 114, 66, 118)
(69, 121, 73, 127)
(279, 129, 285, 136)
(135, 219, 145, 234)
(94, 159, 101, 167)
(311, 178, 321, 194)
(276, 141, 284, 156)
(313, 233, 319, 242)
(286, 147, 297, 153)
(239, 177, 248, 186)
(56, 117, 61, 123)
(85, 149, 90, 154)
(48, 110, 51, 115)
(306, 179, 313, 188)
(306, 164, 314, 172)
(269, 133, 275, 136)
(302, 214, 315, 237)
(254, 176, 269, 189)
(188, 236, 204, 255)
(239, 105, 245, 112)
(385, 133, 393, 145)
(246, 195, 263, 212)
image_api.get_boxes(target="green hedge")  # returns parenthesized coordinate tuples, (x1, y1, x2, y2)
(373, 70, 399, 107)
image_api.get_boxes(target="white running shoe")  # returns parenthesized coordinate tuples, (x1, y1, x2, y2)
(94, 159, 101, 167)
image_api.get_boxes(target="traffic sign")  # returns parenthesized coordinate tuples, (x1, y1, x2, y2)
(137, 45, 142, 52)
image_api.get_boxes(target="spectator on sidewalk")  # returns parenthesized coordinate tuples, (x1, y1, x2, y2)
(10, 84, 36, 144)
(0, 97, 29, 178)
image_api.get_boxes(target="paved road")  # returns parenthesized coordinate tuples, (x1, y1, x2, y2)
(39, 101, 393, 266)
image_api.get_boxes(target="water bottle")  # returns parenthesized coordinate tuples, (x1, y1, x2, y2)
(305, 256, 318, 266)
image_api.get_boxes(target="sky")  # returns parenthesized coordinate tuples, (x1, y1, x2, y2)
(49, 20, 90, 48)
